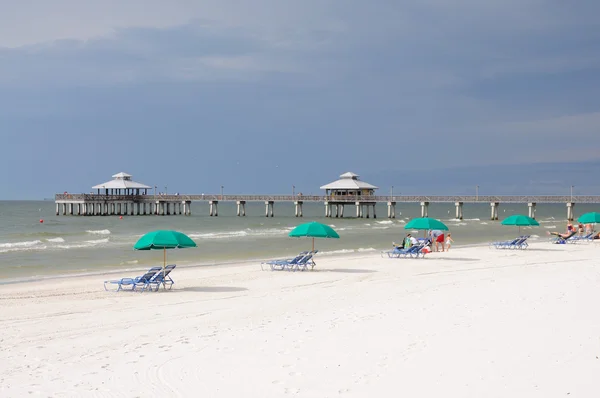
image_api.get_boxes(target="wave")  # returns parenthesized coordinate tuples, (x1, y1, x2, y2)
(376, 220, 393, 225)
(47, 237, 65, 243)
(357, 247, 376, 252)
(85, 238, 109, 244)
(86, 229, 111, 235)
(189, 228, 291, 240)
(544, 225, 557, 229)
(0, 240, 42, 248)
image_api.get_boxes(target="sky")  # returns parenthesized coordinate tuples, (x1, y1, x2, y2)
(1, 1, 599, 199)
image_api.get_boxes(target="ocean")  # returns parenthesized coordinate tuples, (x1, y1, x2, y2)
(0, 200, 594, 283)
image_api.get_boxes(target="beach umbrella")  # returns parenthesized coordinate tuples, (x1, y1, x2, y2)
(288, 221, 340, 251)
(501, 214, 539, 234)
(577, 212, 600, 224)
(134, 230, 197, 276)
(404, 217, 449, 231)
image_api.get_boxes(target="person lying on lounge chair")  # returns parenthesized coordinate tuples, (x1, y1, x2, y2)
(547, 230, 577, 240)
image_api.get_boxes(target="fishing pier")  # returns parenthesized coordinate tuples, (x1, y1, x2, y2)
(55, 172, 600, 220)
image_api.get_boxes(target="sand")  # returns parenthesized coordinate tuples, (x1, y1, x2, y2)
(1, 241, 600, 397)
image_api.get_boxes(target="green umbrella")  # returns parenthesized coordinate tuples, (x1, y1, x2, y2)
(577, 212, 600, 224)
(501, 214, 539, 234)
(288, 221, 340, 251)
(404, 217, 449, 231)
(134, 230, 197, 276)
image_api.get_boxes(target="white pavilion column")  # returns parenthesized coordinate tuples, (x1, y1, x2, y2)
(528, 202, 536, 219)
(372, 204, 376, 219)
(295, 201, 303, 217)
(339, 204, 344, 218)
(420, 202, 429, 218)
(566, 202, 575, 221)
(387, 202, 396, 219)
(490, 202, 499, 221)
(455, 202, 463, 220)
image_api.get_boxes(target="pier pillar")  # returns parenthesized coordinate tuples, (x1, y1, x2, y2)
(420, 202, 429, 218)
(62, 203, 66, 215)
(364, 205, 370, 219)
(265, 201, 274, 217)
(324, 202, 330, 217)
(130, 202, 134, 216)
(340, 204, 344, 218)
(294, 201, 303, 217)
(355, 202, 362, 218)
(209, 201, 218, 216)
(387, 202, 396, 219)
(566, 202, 575, 221)
(528, 202, 536, 219)
(236, 201, 246, 216)
(490, 202, 499, 220)
(167, 203, 171, 216)
(372, 204, 377, 219)
(455, 202, 463, 220)
(334, 204, 339, 218)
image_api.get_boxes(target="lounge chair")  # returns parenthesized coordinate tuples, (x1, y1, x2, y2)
(490, 236, 529, 250)
(104, 266, 162, 292)
(149, 264, 177, 291)
(261, 251, 308, 271)
(549, 231, 577, 244)
(566, 232, 594, 243)
(384, 244, 425, 258)
(292, 254, 315, 271)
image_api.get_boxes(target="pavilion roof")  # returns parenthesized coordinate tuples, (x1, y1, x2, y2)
(92, 172, 151, 190)
(320, 171, 378, 190)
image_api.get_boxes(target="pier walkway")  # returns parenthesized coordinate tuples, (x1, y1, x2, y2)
(54, 193, 598, 220)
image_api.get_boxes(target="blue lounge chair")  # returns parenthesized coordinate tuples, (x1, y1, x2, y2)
(566, 232, 594, 243)
(104, 266, 162, 292)
(549, 231, 577, 244)
(148, 264, 177, 291)
(384, 244, 425, 258)
(490, 237, 521, 249)
(261, 251, 308, 271)
(293, 251, 318, 271)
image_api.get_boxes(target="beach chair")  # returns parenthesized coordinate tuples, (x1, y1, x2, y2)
(385, 244, 424, 258)
(290, 250, 319, 272)
(510, 235, 530, 250)
(261, 251, 309, 271)
(566, 232, 594, 243)
(103, 266, 162, 292)
(490, 237, 520, 249)
(148, 264, 177, 291)
(549, 231, 577, 244)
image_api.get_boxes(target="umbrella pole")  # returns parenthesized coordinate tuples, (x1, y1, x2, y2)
(312, 237, 315, 252)
(163, 247, 166, 282)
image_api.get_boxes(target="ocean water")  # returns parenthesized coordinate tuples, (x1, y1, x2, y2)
(0, 200, 595, 283)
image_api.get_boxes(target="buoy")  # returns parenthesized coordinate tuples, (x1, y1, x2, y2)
(119, 216, 123, 220)
(39, 219, 44, 223)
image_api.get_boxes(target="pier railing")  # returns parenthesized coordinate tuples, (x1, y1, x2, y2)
(55, 193, 600, 204)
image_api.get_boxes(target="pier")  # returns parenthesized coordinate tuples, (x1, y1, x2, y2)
(55, 172, 599, 220)
(55, 193, 598, 220)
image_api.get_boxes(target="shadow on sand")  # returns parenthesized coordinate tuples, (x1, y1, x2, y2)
(430, 257, 480, 262)
(325, 268, 377, 274)
(179, 286, 248, 293)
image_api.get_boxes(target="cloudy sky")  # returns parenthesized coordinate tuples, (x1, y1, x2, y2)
(1, 1, 599, 198)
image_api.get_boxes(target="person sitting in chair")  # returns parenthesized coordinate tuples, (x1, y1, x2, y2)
(547, 230, 577, 240)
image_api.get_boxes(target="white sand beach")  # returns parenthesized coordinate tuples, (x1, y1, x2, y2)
(1, 242, 600, 397)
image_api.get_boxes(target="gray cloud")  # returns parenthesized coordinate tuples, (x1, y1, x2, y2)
(1, 1, 600, 198)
